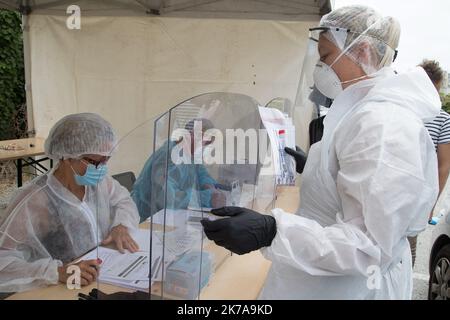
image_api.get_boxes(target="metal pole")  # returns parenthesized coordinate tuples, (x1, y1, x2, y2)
(21, 12, 35, 137)
(17, 159, 23, 187)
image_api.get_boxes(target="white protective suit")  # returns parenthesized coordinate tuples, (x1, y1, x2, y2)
(0, 168, 139, 292)
(260, 67, 441, 299)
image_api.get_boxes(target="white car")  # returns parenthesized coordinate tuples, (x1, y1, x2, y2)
(428, 209, 450, 300)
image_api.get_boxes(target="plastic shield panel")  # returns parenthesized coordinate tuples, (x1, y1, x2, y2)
(90, 118, 155, 299)
(265, 97, 293, 118)
(0, 93, 288, 299)
(145, 92, 277, 299)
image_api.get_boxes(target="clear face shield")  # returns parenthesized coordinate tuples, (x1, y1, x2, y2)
(294, 27, 346, 110)
(310, 26, 398, 69)
(292, 28, 334, 149)
(85, 92, 280, 300)
(293, 27, 349, 114)
(292, 26, 398, 142)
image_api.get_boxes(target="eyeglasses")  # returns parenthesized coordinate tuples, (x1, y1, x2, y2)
(309, 27, 399, 62)
(80, 156, 110, 168)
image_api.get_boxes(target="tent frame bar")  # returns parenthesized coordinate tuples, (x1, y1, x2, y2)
(160, 0, 221, 15)
(21, 12, 35, 136)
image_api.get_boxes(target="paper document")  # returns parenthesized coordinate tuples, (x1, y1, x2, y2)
(78, 240, 175, 291)
(258, 106, 296, 185)
(129, 228, 151, 253)
(153, 228, 201, 257)
(149, 209, 194, 227)
(80, 247, 151, 291)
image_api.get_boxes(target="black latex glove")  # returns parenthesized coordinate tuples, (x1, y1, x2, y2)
(78, 288, 149, 300)
(200, 207, 277, 255)
(284, 146, 307, 174)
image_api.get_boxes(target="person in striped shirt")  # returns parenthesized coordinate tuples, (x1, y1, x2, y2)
(422, 60, 450, 222)
(408, 60, 450, 266)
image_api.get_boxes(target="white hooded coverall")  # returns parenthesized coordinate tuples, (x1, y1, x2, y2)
(260, 67, 441, 299)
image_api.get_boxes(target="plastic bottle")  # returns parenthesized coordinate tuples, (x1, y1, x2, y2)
(429, 209, 445, 225)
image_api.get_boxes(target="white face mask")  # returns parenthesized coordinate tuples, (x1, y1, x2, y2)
(313, 61, 343, 100)
(313, 59, 374, 100)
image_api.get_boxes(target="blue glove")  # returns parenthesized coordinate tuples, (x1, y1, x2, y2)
(201, 207, 276, 255)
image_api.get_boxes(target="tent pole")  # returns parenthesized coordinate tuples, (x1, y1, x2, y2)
(134, 0, 160, 15)
(21, 12, 35, 136)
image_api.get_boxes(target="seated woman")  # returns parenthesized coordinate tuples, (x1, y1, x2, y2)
(132, 118, 226, 222)
(0, 113, 140, 293)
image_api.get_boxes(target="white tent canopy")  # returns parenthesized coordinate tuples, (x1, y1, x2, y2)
(1, 0, 331, 176)
(0, 0, 331, 19)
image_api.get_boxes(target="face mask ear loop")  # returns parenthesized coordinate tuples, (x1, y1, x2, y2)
(70, 159, 89, 177)
(341, 74, 371, 84)
(69, 163, 82, 178)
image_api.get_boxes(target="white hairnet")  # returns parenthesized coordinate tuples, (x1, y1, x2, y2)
(45, 113, 118, 160)
(319, 5, 400, 74)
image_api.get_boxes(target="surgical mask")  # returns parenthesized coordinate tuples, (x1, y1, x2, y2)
(71, 161, 108, 186)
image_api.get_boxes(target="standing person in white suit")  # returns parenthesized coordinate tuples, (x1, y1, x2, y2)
(201, 5, 441, 299)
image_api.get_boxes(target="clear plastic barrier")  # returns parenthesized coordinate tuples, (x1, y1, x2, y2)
(0, 93, 294, 299)
(144, 93, 277, 299)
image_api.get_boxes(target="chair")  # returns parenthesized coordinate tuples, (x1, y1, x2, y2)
(112, 171, 136, 192)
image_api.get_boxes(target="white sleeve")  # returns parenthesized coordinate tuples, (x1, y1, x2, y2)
(108, 177, 140, 230)
(262, 209, 381, 276)
(0, 186, 62, 292)
(262, 104, 438, 276)
(0, 250, 61, 293)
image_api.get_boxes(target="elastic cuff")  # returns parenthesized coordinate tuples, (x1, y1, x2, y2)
(263, 215, 277, 247)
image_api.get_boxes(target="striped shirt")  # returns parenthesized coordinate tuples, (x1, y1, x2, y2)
(425, 110, 450, 151)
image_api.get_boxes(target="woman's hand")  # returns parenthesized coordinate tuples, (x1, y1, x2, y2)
(102, 224, 139, 253)
(58, 259, 101, 287)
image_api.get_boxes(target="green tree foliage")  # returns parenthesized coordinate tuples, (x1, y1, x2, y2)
(0, 9, 25, 140)
(441, 93, 450, 114)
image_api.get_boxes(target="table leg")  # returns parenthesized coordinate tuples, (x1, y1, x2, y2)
(17, 159, 23, 187)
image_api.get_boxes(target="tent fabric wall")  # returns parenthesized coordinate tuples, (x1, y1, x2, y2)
(29, 15, 316, 176)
